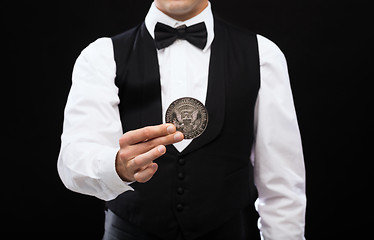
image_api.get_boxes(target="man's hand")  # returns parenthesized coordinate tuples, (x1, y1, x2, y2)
(115, 124, 184, 183)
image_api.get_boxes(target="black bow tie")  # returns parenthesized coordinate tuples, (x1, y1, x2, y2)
(154, 22, 207, 50)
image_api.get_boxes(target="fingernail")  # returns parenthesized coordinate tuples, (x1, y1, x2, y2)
(167, 125, 176, 134)
(158, 145, 166, 154)
(151, 163, 158, 170)
(174, 132, 184, 142)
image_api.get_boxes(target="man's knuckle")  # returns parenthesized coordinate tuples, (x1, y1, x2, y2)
(126, 160, 135, 171)
(138, 140, 154, 153)
(119, 148, 130, 160)
(142, 127, 153, 140)
(120, 132, 131, 145)
(135, 174, 146, 183)
(154, 135, 172, 146)
(131, 157, 141, 167)
(119, 137, 125, 146)
(152, 149, 160, 159)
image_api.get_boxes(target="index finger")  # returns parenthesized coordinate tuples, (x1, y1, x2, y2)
(120, 124, 176, 146)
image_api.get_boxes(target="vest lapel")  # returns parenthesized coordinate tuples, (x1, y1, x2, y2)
(139, 23, 163, 127)
(181, 22, 226, 155)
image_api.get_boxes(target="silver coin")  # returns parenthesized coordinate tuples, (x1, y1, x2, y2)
(165, 97, 208, 139)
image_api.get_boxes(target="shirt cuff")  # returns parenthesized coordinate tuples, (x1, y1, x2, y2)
(97, 146, 134, 200)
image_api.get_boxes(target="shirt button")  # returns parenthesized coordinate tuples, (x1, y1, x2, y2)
(177, 187, 184, 195)
(178, 172, 185, 180)
(176, 203, 184, 212)
(178, 158, 185, 165)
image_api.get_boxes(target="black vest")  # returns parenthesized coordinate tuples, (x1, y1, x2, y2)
(107, 18, 260, 240)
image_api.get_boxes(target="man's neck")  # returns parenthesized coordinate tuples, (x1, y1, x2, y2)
(155, 1, 208, 22)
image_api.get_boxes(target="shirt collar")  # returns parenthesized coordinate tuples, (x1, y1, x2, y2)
(145, 1, 214, 52)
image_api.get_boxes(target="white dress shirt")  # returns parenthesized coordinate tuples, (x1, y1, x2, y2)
(145, 3, 214, 152)
(57, 2, 306, 239)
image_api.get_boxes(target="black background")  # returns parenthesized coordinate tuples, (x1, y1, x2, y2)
(3, 0, 372, 239)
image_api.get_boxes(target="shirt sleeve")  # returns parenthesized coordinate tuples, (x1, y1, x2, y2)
(57, 37, 133, 201)
(252, 34, 306, 240)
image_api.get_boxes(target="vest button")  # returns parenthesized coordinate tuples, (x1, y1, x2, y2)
(177, 187, 184, 195)
(176, 203, 184, 212)
(178, 172, 185, 180)
(178, 158, 185, 165)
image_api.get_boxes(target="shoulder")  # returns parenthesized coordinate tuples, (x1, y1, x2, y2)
(110, 23, 144, 69)
(256, 35, 291, 89)
(214, 17, 257, 40)
(256, 34, 286, 66)
(215, 17, 285, 59)
(76, 37, 114, 70)
(111, 23, 143, 46)
(214, 17, 259, 62)
(80, 37, 113, 57)
(73, 37, 116, 85)
(76, 23, 142, 70)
